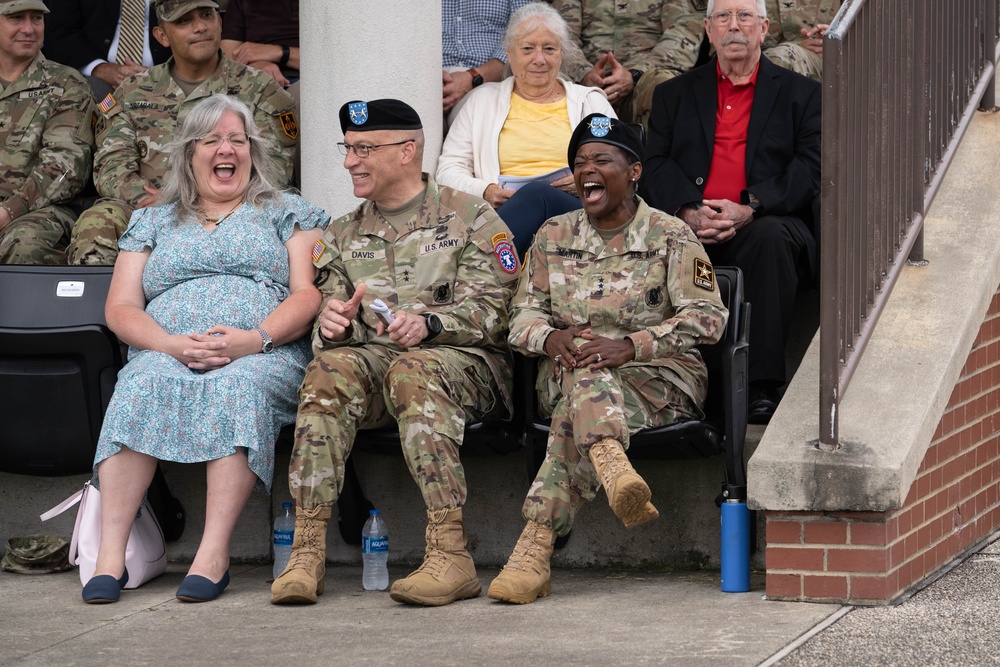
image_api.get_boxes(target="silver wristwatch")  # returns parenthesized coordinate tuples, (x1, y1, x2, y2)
(256, 326, 275, 354)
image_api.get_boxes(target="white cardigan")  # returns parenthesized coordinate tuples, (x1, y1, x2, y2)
(435, 77, 616, 198)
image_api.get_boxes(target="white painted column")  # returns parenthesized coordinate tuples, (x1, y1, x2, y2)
(300, 0, 443, 218)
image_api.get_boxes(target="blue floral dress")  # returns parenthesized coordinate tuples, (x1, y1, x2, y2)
(94, 192, 329, 491)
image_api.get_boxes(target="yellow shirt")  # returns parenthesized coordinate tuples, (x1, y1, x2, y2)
(497, 94, 572, 177)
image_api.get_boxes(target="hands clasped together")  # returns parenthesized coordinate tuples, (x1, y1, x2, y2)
(544, 324, 635, 377)
(679, 199, 755, 245)
(171, 325, 261, 370)
(318, 283, 428, 348)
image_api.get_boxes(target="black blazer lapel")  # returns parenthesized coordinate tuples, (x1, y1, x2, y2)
(693, 61, 718, 158)
(745, 56, 781, 177)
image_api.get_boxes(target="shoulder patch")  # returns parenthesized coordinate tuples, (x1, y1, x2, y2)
(694, 257, 715, 291)
(279, 111, 298, 140)
(494, 240, 518, 274)
(312, 238, 327, 263)
(99, 93, 118, 114)
(491, 231, 508, 246)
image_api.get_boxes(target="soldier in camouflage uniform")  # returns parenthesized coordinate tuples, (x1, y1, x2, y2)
(66, 0, 297, 266)
(488, 114, 727, 604)
(271, 99, 519, 608)
(553, 0, 707, 127)
(762, 0, 840, 80)
(0, 0, 93, 264)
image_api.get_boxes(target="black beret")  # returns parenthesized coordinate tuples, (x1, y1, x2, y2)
(339, 99, 423, 133)
(568, 113, 644, 167)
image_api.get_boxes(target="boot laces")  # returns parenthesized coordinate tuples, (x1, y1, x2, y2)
(593, 443, 630, 484)
(503, 527, 545, 574)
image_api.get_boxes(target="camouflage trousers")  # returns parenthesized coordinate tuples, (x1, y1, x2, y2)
(522, 359, 702, 535)
(765, 44, 823, 81)
(288, 344, 503, 511)
(66, 198, 133, 266)
(0, 205, 76, 265)
(622, 67, 680, 132)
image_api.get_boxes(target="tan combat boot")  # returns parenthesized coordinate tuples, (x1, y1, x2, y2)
(270, 505, 331, 605)
(487, 520, 556, 604)
(389, 507, 481, 606)
(588, 437, 659, 528)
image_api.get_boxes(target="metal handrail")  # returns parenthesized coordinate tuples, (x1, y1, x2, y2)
(818, 0, 999, 449)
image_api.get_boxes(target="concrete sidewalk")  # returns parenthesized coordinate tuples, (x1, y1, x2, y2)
(4, 533, 998, 666)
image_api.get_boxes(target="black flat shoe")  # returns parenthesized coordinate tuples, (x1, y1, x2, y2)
(176, 570, 230, 603)
(82, 568, 129, 604)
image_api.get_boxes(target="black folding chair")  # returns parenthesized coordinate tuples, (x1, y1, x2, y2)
(0, 265, 185, 539)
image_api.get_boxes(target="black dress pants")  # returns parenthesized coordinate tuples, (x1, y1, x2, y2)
(705, 214, 810, 386)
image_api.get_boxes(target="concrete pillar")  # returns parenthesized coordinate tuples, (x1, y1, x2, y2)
(299, 0, 443, 218)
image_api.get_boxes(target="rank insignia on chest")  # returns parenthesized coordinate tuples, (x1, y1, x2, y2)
(228, 87, 240, 96)
(312, 239, 327, 262)
(694, 258, 715, 291)
(137, 140, 148, 159)
(494, 240, 518, 274)
(645, 287, 663, 307)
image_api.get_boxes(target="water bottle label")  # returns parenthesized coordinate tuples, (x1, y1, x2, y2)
(273, 529, 294, 547)
(362, 536, 388, 554)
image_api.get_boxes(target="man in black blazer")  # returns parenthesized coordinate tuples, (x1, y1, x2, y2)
(42, 0, 171, 98)
(639, 0, 821, 424)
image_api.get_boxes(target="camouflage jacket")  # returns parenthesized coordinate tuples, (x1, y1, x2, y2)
(0, 54, 93, 219)
(312, 175, 520, 410)
(553, 0, 706, 82)
(765, 0, 841, 47)
(510, 198, 728, 404)
(93, 51, 297, 208)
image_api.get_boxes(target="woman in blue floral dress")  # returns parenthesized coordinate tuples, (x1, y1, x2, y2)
(82, 95, 328, 604)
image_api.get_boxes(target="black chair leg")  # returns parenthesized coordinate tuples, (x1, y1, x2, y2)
(336, 457, 373, 546)
(146, 464, 185, 542)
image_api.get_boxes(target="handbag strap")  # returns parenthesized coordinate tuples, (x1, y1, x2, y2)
(40, 484, 86, 522)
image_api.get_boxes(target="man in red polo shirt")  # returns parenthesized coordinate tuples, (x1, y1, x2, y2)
(640, 0, 821, 424)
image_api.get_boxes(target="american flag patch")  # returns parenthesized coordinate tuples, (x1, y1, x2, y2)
(99, 93, 117, 113)
(311, 239, 326, 262)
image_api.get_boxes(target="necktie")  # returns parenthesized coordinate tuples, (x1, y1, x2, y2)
(116, 0, 146, 65)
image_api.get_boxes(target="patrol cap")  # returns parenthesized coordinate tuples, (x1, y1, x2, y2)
(0, 0, 49, 14)
(153, 0, 219, 22)
(339, 99, 423, 133)
(568, 113, 644, 167)
(0, 535, 72, 575)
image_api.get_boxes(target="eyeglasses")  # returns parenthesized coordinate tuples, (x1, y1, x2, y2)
(197, 132, 250, 148)
(709, 10, 761, 25)
(336, 140, 414, 158)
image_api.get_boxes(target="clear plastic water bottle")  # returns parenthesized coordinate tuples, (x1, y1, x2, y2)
(362, 509, 389, 591)
(272, 502, 294, 579)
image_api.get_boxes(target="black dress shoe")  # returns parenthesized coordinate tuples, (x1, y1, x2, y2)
(176, 570, 230, 602)
(82, 568, 129, 604)
(748, 384, 781, 425)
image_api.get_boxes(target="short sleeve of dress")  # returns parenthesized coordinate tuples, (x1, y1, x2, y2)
(273, 192, 331, 243)
(118, 206, 165, 253)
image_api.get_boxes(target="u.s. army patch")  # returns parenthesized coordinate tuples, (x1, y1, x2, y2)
(279, 112, 298, 139)
(645, 286, 663, 307)
(99, 93, 118, 114)
(694, 258, 715, 291)
(311, 239, 326, 262)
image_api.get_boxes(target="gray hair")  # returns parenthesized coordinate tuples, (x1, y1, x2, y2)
(706, 0, 768, 20)
(503, 2, 584, 74)
(157, 94, 280, 223)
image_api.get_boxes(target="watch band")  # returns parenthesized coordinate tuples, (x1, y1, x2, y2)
(278, 45, 291, 69)
(256, 326, 275, 354)
(469, 67, 484, 88)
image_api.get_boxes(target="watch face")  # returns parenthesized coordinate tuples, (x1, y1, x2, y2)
(262, 340, 275, 353)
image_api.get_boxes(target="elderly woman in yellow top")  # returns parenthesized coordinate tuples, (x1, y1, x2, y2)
(436, 2, 615, 258)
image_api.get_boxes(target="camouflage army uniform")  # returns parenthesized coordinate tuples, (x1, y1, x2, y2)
(0, 54, 93, 265)
(66, 51, 297, 265)
(554, 0, 706, 126)
(763, 0, 841, 80)
(510, 199, 727, 534)
(289, 176, 519, 511)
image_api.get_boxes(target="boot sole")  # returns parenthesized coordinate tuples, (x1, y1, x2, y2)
(270, 578, 324, 605)
(608, 472, 654, 527)
(487, 578, 552, 604)
(388, 579, 482, 607)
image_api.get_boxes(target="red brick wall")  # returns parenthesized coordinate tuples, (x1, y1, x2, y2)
(765, 288, 1000, 604)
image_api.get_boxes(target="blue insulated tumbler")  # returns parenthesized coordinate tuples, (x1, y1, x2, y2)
(720, 500, 751, 592)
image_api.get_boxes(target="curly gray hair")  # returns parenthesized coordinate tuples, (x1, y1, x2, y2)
(503, 2, 584, 77)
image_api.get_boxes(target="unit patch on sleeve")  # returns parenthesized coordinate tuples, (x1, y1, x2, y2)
(279, 112, 299, 139)
(694, 258, 715, 291)
(494, 240, 518, 274)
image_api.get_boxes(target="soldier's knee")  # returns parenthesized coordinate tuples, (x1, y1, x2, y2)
(385, 352, 440, 393)
(298, 349, 363, 411)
